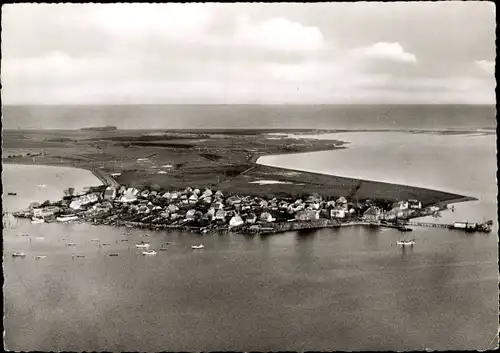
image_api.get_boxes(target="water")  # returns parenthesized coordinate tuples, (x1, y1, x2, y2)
(3, 131, 498, 351)
(2, 104, 496, 130)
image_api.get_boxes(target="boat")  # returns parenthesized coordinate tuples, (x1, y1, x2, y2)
(67, 243, 77, 247)
(135, 243, 150, 249)
(397, 226, 413, 232)
(72, 254, 85, 258)
(141, 234, 150, 237)
(191, 244, 205, 249)
(57, 215, 79, 222)
(35, 255, 47, 259)
(397, 240, 415, 247)
(35, 236, 45, 240)
(12, 252, 26, 257)
(19, 233, 29, 237)
(31, 218, 45, 224)
(91, 238, 100, 242)
(109, 253, 119, 257)
(159, 247, 168, 251)
(142, 250, 157, 255)
(7, 192, 17, 196)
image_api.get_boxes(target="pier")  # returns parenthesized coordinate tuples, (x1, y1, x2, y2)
(406, 221, 451, 229)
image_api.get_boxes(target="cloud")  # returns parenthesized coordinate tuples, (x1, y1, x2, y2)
(232, 17, 325, 51)
(354, 42, 417, 63)
(475, 60, 495, 75)
(95, 3, 213, 42)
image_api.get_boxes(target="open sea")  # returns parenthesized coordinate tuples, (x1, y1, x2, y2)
(2, 104, 498, 351)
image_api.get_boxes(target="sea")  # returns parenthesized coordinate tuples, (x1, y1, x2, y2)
(2, 104, 498, 351)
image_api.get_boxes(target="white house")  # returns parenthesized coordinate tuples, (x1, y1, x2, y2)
(259, 212, 275, 222)
(186, 209, 197, 221)
(397, 201, 409, 210)
(331, 208, 346, 219)
(215, 210, 226, 220)
(229, 216, 244, 228)
(295, 209, 319, 221)
(408, 199, 422, 209)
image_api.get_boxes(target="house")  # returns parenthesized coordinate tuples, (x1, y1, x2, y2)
(259, 200, 269, 208)
(213, 201, 224, 210)
(33, 208, 57, 218)
(184, 187, 193, 194)
(207, 208, 216, 216)
(214, 190, 224, 198)
(120, 188, 139, 203)
(186, 209, 197, 221)
(103, 186, 117, 200)
(188, 194, 199, 203)
(363, 206, 383, 222)
(408, 199, 422, 209)
(246, 213, 257, 224)
(326, 200, 336, 208)
(259, 212, 275, 222)
(203, 189, 213, 198)
(295, 209, 319, 221)
(167, 204, 179, 213)
(162, 192, 172, 199)
(397, 201, 409, 210)
(229, 216, 244, 228)
(140, 190, 150, 198)
(203, 197, 212, 204)
(331, 208, 346, 219)
(226, 195, 242, 207)
(193, 188, 201, 195)
(428, 206, 440, 212)
(215, 210, 226, 220)
(170, 192, 179, 200)
(336, 196, 347, 205)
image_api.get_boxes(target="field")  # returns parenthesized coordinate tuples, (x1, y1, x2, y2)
(2, 128, 471, 205)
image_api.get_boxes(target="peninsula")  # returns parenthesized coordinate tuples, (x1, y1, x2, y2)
(4, 128, 476, 234)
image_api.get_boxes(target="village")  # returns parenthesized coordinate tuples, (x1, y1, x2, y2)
(13, 182, 445, 235)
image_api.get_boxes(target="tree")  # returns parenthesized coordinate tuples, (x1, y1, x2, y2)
(68, 187, 75, 196)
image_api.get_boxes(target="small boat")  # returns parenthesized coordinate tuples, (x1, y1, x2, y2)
(397, 240, 415, 247)
(90, 238, 100, 242)
(12, 252, 26, 257)
(35, 236, 45, 240)
(109, 253, 119, 257)
(7, 192, 17, 196)
(135, 243, 150, 249)
(142, 250, 157, 255)
(159, 247, 168, 251)
(31, 218, 45, 224)
(37, 184, 47, 188)
(100, 243, 111, 246)
(72, 254, 85, 258)
(398, 226, 413, 232)
(19, 233, 29, 237)
(141, 234, 150, 237)
(191, 244, 204, 249)
(35, 255, 47, 259)
(67, 243, 77, 247)
(120, 239, 129, 242)
(140, 240, 150, 243)
(57, 215, 79, 222)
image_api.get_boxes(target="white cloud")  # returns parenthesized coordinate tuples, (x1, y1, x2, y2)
(233, 17, 325, 51)
(354, 42, 417, 63)
(95, 3, 213, 42)
(475, 60, 495, 75)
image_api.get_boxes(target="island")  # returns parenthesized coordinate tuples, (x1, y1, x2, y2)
(3, 128, 480, 235)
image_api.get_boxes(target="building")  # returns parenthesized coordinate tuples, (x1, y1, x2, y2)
(397, 201, 409, 210)
(363, 206, 383, 222)
(246, 213, 257, 224)
(295, 209, 319, 221)
(408, 199, 422, 209)
(215, 210, 226, 221)
(103, 186, 117, 200)
(259, 212, 275, 222)
(331, 208, 346, 219)
(186, 209, 197, 221)
(229, 216, 244, 228)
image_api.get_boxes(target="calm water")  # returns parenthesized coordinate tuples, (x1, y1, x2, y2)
(3, 130, 499, 351)
(2, 104, 496, 130)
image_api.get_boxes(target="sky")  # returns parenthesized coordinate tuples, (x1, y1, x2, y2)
(1, 2, 496, 104)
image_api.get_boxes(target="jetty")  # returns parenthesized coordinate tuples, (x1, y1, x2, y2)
(405, 220, 492, 233)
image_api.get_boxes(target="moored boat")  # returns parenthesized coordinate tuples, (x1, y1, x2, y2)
(135, 243, 150, 249)
(191, 244, 204, 249)
(397, 226, 413, 232)
(34, 255, 47, 259)
(397, 239, 415, 246)
(8, 192, 17, 196)
(142, 250, 157, 255)
(12, 252, 26, 257)
(31, 218, 45, 224)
